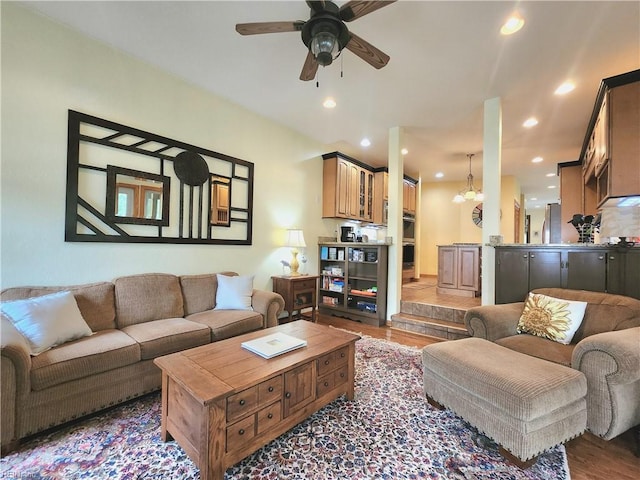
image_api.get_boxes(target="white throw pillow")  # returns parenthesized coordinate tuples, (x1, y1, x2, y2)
(214, 274, 254, 311)
(517, 292, 587, 345)
(1, 291, 93, 355)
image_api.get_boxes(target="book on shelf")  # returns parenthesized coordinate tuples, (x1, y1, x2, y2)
(320, 246, 329, 260)
(241, 332, 307, 359)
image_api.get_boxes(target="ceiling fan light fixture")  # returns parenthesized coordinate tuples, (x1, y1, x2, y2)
(311, 30, 339, 66)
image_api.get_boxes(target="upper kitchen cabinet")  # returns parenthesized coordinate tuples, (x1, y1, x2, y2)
(322, 152, 374, 222)
(403, 177, 418, 215)
(581, 70, 640, 207)
(372, 171, 388, 225)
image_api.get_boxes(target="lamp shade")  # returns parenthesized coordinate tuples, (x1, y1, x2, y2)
(286, 229, 306, 248)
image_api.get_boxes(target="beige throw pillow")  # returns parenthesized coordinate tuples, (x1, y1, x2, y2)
(517, 292, 587, 345)
(1, 291, 93, 355)
(214, 274, 254, 311)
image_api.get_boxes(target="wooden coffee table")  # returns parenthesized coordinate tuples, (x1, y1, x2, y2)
(154, 320, 360, 479)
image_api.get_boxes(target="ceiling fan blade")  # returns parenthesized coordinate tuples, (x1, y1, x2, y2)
(345, 32, 390, 69)
(339, 0, 396, 22)
(300, 51, 319, 81)
(235, 21, 304, 35)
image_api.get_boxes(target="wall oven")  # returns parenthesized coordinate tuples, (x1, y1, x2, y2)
(402, 243, 415, 268)
(402, 214, 415, 242)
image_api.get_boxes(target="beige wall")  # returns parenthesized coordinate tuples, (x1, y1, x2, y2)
(0, 4, 335, 290)
(419, 176, 521, 275)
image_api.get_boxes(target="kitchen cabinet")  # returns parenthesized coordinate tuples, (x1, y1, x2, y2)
(581, 71, 640, 207)
(318, 243, 388, 326)
(494, 246, 638, 304)
(322, 152, 374, 222)
(403, 178, 417, 214)
(372, 171, 388, 225)
(437, 244, 481, 297)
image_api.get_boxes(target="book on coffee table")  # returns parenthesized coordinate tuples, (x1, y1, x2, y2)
(241, 332, 307, 359)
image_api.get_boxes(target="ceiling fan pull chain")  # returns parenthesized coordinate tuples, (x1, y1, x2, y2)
(341, 54, 344, 78)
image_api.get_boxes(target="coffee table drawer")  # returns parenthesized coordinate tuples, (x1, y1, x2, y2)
(257, 401, 282, 434)
(258, 376, 282, 405)
(226, 415, 256, 452)
(317, 346, 349, 376)
(317, 364, 349, 397)
(227, 387, 258, 422)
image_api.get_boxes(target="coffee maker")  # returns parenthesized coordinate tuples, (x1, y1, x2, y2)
(340, 226, 354, 242)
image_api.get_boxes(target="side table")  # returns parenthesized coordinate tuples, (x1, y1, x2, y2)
(272, 275, 319, 323)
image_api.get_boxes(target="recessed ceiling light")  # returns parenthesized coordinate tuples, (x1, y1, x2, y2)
(554, 81, 575, 95)
(360, 138, 371, 147)
(532, 156, 543, 163)
(548, 185, 556, 189)
(530, 197, 538, 201)
(323, 97, 336, 109)
(546, 172, 555, 177)
(401, 148, 409, 155)
(523, 117, 538, 128)
(435, 172, 444, 178)
(500, 14, 524, 35)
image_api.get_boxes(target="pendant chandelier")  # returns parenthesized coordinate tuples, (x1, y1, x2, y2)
(453, 153, 485, 203)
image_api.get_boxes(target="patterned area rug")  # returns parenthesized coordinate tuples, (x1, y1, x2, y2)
(1, 337, 570, 479)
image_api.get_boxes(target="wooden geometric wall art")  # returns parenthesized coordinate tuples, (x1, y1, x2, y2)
(65, 110, 254, 245)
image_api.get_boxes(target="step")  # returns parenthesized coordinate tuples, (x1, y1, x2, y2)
(390, 313, 471, 341)
(399, 300, 467, 325)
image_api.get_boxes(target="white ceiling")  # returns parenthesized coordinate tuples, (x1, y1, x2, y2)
(21, 1, 640, 209)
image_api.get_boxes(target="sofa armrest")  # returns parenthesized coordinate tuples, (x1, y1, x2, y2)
(571, 326, 640, 439)
(573, 326, 640, 386)
(464, 302, 524, 341)
(251, 290, 285, 328)
(1, 315, 32, 451)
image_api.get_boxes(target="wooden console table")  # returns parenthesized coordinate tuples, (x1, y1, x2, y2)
(154, 321, 359, 479)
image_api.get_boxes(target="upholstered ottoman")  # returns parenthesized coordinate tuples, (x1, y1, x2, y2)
(422, 337, 587, 467)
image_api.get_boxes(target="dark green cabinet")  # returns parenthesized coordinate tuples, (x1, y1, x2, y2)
(495, 246, 638, 304)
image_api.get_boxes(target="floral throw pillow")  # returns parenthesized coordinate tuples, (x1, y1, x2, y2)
(517, 293, 587, 345)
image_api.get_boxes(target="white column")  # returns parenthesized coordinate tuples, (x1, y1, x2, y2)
(387, 127, 404, 319)
(482, 97, 502, 305)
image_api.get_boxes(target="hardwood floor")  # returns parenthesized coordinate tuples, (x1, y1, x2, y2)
(315, 280, 640, 480)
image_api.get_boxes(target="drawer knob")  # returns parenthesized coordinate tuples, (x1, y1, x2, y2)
(285, 392, 291, 398)
(340, 352, 345, 358)
(324, 360, 330, 365)
(268, 386, 274, 392)
(267, 413, 273, 419)
(340, 373, 345, 378)
(239, 399, 245, 406)
(324, 381, 329, 387)
(239, 429, 245, 435)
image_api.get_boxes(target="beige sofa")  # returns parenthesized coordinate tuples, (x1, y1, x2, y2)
(0, 272, 285, 453)
(464, 288, 640, 441)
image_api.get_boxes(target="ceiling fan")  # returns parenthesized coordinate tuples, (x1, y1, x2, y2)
(236, 1, 396, 81)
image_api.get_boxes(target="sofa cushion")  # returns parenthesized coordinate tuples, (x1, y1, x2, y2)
(121, 318, 211, 360)
(179, 272, 238, 316)
(1, 282, 116, 332)
(114, 273, 184, 328)
(30, 330, 140, 391)
(496, 334, 574, 367)
(215, 274, 254, 311)
(517, 292, 587, 345)
(186, 309, 263, 341)
(1, 291, 93, 355)
(532, 288, 640, 343)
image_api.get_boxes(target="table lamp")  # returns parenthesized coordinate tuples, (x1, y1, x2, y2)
(599, 206, 640, 249)
(286, 229, 306, 276)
